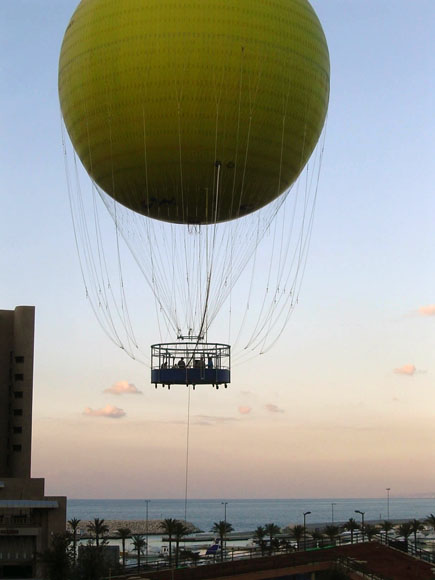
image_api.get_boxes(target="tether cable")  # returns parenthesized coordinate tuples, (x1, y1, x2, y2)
(184, 386, 191, 527)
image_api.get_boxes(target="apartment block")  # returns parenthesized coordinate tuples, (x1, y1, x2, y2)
(0, 306, 66, 579)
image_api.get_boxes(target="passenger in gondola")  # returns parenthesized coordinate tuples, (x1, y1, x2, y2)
(161, 361, 168, 369)
(178, 357, 186, 369)
(207, 356, 213, 369)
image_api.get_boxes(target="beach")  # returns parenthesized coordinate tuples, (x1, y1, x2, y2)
(67, 519, 198, 536)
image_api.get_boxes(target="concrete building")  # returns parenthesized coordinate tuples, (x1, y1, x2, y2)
(0, 306, 66, 579)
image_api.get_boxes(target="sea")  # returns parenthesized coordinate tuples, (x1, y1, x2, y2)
(67, 498, 435, 531)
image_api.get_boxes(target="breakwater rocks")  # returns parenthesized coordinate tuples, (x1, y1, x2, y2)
(67, 519, 200, 536)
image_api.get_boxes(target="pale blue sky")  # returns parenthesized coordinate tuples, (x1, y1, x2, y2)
(1, 1, 434, 499)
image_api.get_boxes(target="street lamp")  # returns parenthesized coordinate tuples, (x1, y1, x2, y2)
(303, 511, 311, 550)
(221, 502, 228, 555)
(221, 501, 228, 524)
(145, 500, 150, 563)
(355, 510, 365, 542)
(331, 503, 336, 524)
(386, 488, 391, 521)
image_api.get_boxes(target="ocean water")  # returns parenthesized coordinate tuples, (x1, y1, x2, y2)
(67, 498, 435, 531)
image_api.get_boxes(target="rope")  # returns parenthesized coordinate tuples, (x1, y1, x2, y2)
(184, 386, 191, 525)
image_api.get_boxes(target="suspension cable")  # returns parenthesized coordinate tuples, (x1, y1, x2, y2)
(184, 386, 191, 526)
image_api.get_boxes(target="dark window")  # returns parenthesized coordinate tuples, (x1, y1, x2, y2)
(15, 356, 24, 363)
(14, 391, 23, 399)
(13, 426, 22, 434)
(13, 409, 23, 416)
(14, 373, 24, 381)
(13, 444, 22, 452)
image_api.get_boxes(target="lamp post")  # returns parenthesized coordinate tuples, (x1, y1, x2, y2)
(222, 501, 228, 524)
(355, 510, 365, 542)
(145, 500, 150, 563)
(331, 503, 336, 524)
(303, 511, 311, 550)
(222, 502, 228, 555)
(386, 488, 390, 521)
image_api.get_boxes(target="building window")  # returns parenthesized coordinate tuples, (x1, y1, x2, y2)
(14, 373, 24, 381)
(13, 444, 22, 452)
(13, 426, 22, 434)
(15, 356, 25, 363)
(13, 409, 23, 416)
(14, 391, 23, 399)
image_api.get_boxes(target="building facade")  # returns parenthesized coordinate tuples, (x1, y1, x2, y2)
(0, 306, 66, 579)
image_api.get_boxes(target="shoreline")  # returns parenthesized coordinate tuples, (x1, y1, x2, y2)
(67, 519, 199, 536)
(67, 518, 417, 536)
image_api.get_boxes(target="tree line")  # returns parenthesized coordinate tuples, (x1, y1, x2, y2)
(252, 516, 434, 553)
(40, 513, 435, 580)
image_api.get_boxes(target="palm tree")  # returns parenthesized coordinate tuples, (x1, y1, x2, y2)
(68, 518, 81, 562)
(323, 525, 340, 545)
(279, 537, 293, 553)
(310, 529, 324, 548)
(288, 525, 305, 551)
(87, 518, 109, 548)
(173, 520, 190, 567)
(185, 549, 200, 567)
(343, 518, 359, 544)
(381, 520, 394, 544)
(116, 527, 131, 569)
(131, 534, 146, 571)
(397, 522, 412, 552)
(410, 519, 425, 546)
(191, 551, 201, 566)
(264, 523, 281, 555)
(364, 524, 379, 541)
(425, 514, 435, 532)
(160, 518, 178, 566)
(211, 520, 234, 561)
(271, 536, 281, 552)
(253, 526, 267, 555)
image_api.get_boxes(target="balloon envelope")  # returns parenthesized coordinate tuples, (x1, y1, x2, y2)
(59, 0, 330, 224)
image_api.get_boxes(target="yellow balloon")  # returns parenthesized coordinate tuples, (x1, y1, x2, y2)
(59, 0, 329, 224)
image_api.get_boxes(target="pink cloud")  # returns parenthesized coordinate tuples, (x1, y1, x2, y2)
(238, 406, 252, 415)
(83, 405, 126, 419)
(104, 380, 142, 395)
(265, 403, 284, 414)
(418, 304, 435, 316)
(393, 364, 416, 376)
